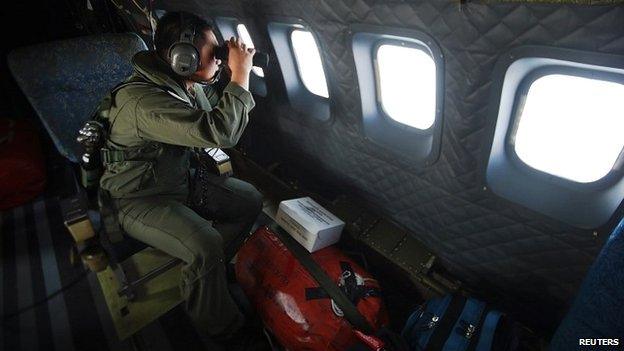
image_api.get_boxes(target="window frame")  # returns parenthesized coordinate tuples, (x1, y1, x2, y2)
(267, 19, 331, 122)
(213, 17, 267, 97)
(351, 24, 444, 165)
(236, 23, 265, 78)
(484, 45, 624, 229)
(289, 28, 329, 99)
(506, 66, 624, 188)
(373, 40, 437, 133)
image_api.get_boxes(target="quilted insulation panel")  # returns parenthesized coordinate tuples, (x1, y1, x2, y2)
(158, 0, 624, 325)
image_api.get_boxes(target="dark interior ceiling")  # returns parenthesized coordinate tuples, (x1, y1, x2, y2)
(146, 0, 624, 329)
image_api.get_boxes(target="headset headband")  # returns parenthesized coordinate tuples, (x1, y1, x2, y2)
(177, 12, 195, 47)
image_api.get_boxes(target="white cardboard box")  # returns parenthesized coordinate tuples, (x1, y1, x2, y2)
(275, 197, 345, 253)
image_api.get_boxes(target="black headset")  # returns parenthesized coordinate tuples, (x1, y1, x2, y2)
(168, 13, 200, 77)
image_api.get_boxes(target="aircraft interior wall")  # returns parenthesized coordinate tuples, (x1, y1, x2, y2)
(144, 0, 624, 330)
(2, 0, 624, 349)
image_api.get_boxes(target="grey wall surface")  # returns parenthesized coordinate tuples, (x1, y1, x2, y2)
(158, 0, 624, 327)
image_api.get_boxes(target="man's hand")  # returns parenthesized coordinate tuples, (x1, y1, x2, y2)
(227, 37, 255, 91)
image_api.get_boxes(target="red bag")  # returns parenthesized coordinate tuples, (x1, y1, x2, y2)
(236, 226, 389, 351)
(0, 119, 46, 210)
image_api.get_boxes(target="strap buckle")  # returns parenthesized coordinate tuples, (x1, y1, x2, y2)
(100, 148, 126, 164)
(459, 320, 477, 339)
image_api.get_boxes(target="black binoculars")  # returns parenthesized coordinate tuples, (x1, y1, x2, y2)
(214, 44, 270, 69)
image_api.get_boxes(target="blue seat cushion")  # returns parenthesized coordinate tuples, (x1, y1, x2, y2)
(8, 33, 147, 162)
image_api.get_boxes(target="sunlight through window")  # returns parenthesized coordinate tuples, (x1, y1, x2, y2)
(514, 74, 624, 183)
(376, 44, 436, 130)
(290, 29, 329, 98)
(236, 24, 264, 77)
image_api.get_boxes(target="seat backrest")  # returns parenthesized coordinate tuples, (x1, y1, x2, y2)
(550, 218, 624, 350)
(8, 33, 148, 162)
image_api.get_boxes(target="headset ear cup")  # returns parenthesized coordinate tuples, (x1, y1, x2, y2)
(169, 42, 200, 76)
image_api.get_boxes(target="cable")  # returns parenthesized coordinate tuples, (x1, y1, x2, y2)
(109, 0, 124, 11)
(110, 0, 155, 44)
(102, 0, 119, 33)
(128, 0, 147, 13)
(1, 269, 91, 320)
(128, 0, 156, 37)
(145, 0, 156, 46)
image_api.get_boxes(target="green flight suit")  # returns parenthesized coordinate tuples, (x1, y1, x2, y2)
(98, 51, 262, 337)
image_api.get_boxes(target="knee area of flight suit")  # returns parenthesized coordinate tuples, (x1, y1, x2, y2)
(179, 231, 227, 290)
(196, 177, 263, 225)
(243, 188, 263, 220)
(231, 181, 263, 219)
(185, 227, 225, 268)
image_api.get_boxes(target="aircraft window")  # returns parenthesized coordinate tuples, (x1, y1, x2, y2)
(351, 27, 444, 164)
(485, 46, 624, 228)
(267, 22, 330, 121)
(513, 74, 624, 183)
(290, 29, 329, 98)
(376, 44, 436, 130)
(215, 17, 267, 97)
(236, 23, 264, 78)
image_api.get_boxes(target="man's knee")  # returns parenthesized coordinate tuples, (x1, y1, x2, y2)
(187, 227, 225, 265)
(244, 185, 263, 214)
(231, 181, 263, 217)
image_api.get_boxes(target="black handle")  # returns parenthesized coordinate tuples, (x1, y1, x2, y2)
(214, 45, 270, 69)
(252, 52, 269, 69)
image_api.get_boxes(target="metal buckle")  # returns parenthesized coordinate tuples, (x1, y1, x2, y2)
(415, 310, 439, 331)
(459, 320, 477, 339)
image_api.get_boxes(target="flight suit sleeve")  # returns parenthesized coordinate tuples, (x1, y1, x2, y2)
(134, 82, 255, 148)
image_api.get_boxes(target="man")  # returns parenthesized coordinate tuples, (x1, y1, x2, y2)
(98, 12, 262, 340)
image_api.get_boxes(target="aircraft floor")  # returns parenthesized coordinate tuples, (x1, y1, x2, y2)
(0, 196, 233, 351)
(0, 174, 418, 351)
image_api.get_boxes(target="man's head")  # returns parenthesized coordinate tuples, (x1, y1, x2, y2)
(154, 11, 222, 83)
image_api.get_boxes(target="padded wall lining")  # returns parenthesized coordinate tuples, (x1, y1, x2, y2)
(159, 0, 624, 327)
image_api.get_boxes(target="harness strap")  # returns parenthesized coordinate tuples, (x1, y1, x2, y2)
(271, 224, 375, 335)
(97, 78, 179, 165)
(98, 188, 124, 243)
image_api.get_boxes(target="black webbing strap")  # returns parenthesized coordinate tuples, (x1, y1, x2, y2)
(427, 295, 467, 350)
(271, 224, 375, 335)
(97, 188, 124, 243)
(466, 306, 490, 351)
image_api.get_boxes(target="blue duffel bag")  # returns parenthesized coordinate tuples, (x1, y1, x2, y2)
(401, 295, 519, 351)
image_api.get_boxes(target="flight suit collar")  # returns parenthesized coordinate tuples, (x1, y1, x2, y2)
(193, 84, 212, 111)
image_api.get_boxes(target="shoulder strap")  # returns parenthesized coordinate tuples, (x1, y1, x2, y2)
(98, 78, 159, 122)
(89, 78, 154, 140)
(271, 224, 375, 335)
